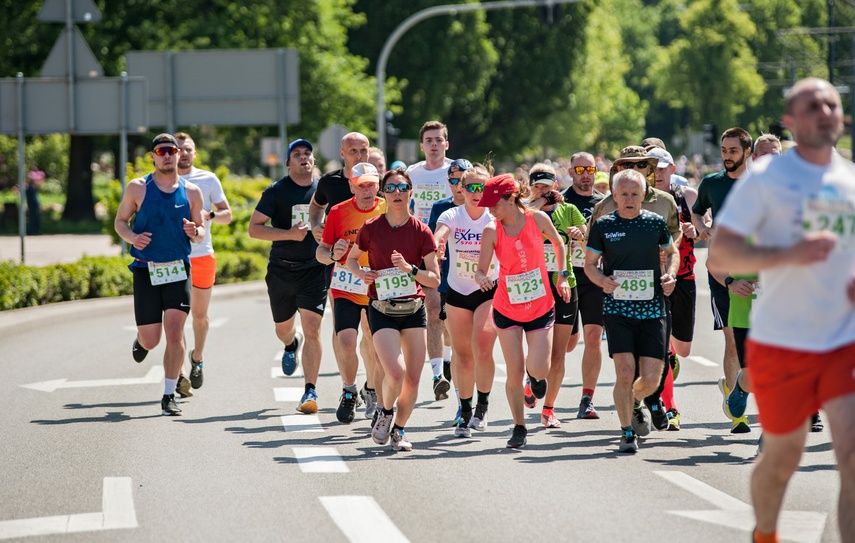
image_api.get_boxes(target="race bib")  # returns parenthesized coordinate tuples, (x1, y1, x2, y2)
(613, 269, 654, 301)
(148, 260, 187, 286)
(752, 280, 763, 300)
(414, 183, 445, 222)
(570, 240, 586, 268)
(543, 243, 558, 272)
(374, 267, 418, 300)
(291, 204, 310, 227)
(455, 251, 496, 281)
(802, 197, 855, 252)
(506, 269, 546, 304)
(330, 263, 369, 295)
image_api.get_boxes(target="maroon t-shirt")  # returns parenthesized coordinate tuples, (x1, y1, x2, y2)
(355, 214, 437, 300)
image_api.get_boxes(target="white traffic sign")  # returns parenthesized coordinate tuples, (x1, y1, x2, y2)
(20, 366, 163, 392)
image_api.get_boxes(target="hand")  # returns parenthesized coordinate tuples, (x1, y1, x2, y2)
(291, 220, 310, 241)
(556, 275, 571, 302)
(681, 221, 697, 239)
(331, 239, 349, 261)
(362, 269, 378, 285)
(566, 226, 584, 241)
(182, 218, 198, 239)
(728, 278, 754, 298)
(697, 225, 713, 241)
(661, 273, 677, 296)
(601, 275, 620, 294)
(436, 238, 447, 260)
(475, 271, 494, 292)
(549, 190, 564, 205)
(311, 223, 324, 244)
(390, 250, 410, 273)
(789, 231, 836, 265)
(133, 231, 152, 250)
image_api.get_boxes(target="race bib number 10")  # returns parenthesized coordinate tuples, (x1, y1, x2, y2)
(374, 267, 418, 300)
(291, 204, 310, 227)
(148, 260, 188, 286)
(506, 269, 546, 304)
(613, 269, 654, 301)
(455, 251, 496, 281)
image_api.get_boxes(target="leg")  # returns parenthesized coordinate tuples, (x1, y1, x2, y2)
(581, 324, 604, 391)
(162, 308, 189, 380)
(472, 302, 497, 394)
(751, 422, 809, 534)
(373, 329, 406, 411)
(824, 393, 855, 542)
(446, 305, 476, 400)
(136, 322, 163, 352)
(612, 353, 636, 427)
(336, 328, 360, 387)
(359, 311, 377, 388)
(671, 338, 692, 358)
(523, 327, 552, 381)
(636, 357, 665, 402)
(544, 324, 573, 408)
(297, 309, 322, 386)
(424, 287, 444, 368)
(189, 286, 212, 362)
(393, 327, 428, 428)
(722, 326, 740, 390)
(497, 326, 526, 426)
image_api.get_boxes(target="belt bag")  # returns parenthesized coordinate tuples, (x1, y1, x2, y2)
(371, 298, 424, 317)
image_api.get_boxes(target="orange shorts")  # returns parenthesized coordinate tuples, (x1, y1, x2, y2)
(190, 254, 216, 289)
(746, 338, 855, 435)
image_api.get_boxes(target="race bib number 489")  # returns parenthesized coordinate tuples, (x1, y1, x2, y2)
(613, 269, 654, 301)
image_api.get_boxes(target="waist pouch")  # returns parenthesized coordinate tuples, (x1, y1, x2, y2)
(370, 298, 424, 317)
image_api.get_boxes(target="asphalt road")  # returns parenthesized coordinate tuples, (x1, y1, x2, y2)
(0, 250, 840, 542)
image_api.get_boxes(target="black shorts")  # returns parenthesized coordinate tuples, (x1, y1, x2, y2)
(669, 276, 696, 342)
(708, 272, 730, 330)
(572, 280, 604, 334)
(333, 297, 367, 334)
(603, 313, 667, 360)
(551, 283, 579, 327)
(132, 266, 191, 326)
(493, 307, 555, 332)
(446, 285, 496, 312)
(367, 303, 427, 333)
(265, 262, 328, 323)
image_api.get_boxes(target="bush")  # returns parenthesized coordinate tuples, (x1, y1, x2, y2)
(39, 262, 91, 303)
(0, 262, 41, 310)
(79, 256, 134, 298)
(215, 251, 267, 284)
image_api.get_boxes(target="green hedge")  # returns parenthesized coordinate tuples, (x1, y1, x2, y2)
(0, 250, 267, 311)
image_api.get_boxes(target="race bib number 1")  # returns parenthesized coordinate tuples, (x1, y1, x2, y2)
(570, 240, 586, 268)
(330, 263, 369, 295)
(506, 269, 546, 304)
(148, 260, 188, 286)
(291, 204, 310, 227)
(543, 243, 558, 272)
(613, 270, 654, 300)
(374, 267, 418, 300)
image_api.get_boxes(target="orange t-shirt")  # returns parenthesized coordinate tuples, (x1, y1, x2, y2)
(323, 197, 385, 305)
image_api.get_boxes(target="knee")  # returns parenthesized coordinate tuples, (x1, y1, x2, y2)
(836, 444, 855, 481)
(337, 333, 357, 352)
(614, 365, 635, 385)
(191, 307, 207, 321)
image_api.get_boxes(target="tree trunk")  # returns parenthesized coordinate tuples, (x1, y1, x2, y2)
(63, 135, 95, 222)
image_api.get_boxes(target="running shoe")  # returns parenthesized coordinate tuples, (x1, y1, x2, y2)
(372, 411, 393, 445)
(666, 408, 681, 431)
(529, 376, 547, 399)
(336, 389, 357, 423)
(451, 405, 463, 426)
(618, 429, 638, 453)
(631, 404, 651, 437)
(281, 332, 303, 376)
(176, 374, 193, 398)
(727, 371, 750, 419)
(391, 428, 412, 451)
(371, 407, 379, 430)
(731, 415, 751, 434)
(717, 376, 734, 420)
(359, 384, 377, 419)
(576, 395, 599, 419)
(810, 412, 824, 432)
(189, 350, 204, 389)
(523, 380, 538, 409)
(443, 360, 452, 382)
(470, 402, 488, 430)
(454, 413, 472, 438)
(132, 338, 148, 363)
(506, 425, 527, 449)
(161, 394, 181, 416)
(432, 376, 450, 401)
(645, 398, 669, 431)
(669, 353, 680, 381)
(297, 388, 318, 414)
(541, 408, 561, 428)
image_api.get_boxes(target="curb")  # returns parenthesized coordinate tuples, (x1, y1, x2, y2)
(0, 280, 267, 335)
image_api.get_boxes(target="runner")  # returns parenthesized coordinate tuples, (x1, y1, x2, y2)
(475, 174, 571, 448)
(346, 168, 441, 451)
(434, 162, 498, 437)
(585, 169, 678, 453)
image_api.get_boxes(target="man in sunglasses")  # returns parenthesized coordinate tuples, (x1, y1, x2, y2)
(114, 133, 206, 416)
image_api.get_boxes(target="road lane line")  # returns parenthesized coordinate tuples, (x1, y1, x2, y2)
(655, 471, 751, 511)
(281, 414, 323, 432)
(274, 387, 305, 402)
(686, 355, 718, 367)
(101, 477, 138, 529)
(319, 496, 409, 543)
(20, 367, 164, 392)
(293, 447, 349, 473)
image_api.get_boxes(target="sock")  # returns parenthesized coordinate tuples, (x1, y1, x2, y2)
(364, 385, 375, 392)
(621, 425, 633, 434)
(443, 345, 452, 361)
(429, 357, 443, 378)
(477, 390, 490, 405)
(284, 338, 298, 352)
(753, 530, 778, 543)
(662, 365, 675, 411)
(582, 388, 594, 399)
(305, 383, 315, 394)
(543, 405, 554, 411)
(461, 397, 473, 416)
(455, 389, 461, 409)
(164, 378, 177, 396)
(392, 424, 404, 432)
(382, 407, 394, 416)
(343, 383, 357, 394)
(633, 399, 642, 410)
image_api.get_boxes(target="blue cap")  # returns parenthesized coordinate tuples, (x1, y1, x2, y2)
(390, 160, 407, 170)
(287, 138, 313, 157)
(447, 158, 473, 176)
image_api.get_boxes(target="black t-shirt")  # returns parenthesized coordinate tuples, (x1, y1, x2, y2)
(314, 169, 354, 213)
(562, 187, 605, 285)
(255, 176, 322, 265)
(691, 170, 737, 221)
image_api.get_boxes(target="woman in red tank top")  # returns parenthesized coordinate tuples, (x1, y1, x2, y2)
(475, 174, 571, 448)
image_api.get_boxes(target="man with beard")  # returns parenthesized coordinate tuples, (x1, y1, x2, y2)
(691, 127, 753, 433)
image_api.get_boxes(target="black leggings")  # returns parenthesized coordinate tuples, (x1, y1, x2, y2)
(733, 327, 749, 369)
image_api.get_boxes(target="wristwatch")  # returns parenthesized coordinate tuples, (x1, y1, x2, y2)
(209, 210, 216, 220)
(558, 270, 570, 278)
(724, 276, 734, 287)
(410, 264, 419, 276)
(329, 248, 338, 262)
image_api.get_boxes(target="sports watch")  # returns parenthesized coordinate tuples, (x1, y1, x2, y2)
(558, 270, 570, 278)
(411, 264, 419, 277)
(209, 210, 216, 220)
(724, 276, 734, 287)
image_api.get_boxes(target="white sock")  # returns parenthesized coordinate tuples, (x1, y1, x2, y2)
(429, 358, 443, 378)
(443, 345, 452, 361)
(343, 383, 357, 394)
(164, 378, 177, 396)
(455, 389, 461, 409)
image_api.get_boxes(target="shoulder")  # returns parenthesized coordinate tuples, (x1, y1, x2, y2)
(319, 169, 344, 183)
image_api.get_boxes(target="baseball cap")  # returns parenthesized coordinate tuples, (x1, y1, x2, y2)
(447, 158, 473, 176)
(350, 162, 380, 185)
(529, 171, 556, 186)
(287, 138, 313, 157)
(390, 160, 407, 170)
(151, 133, 178, 151)
(477, 174, 517, 207)
(640, 137, 666, 151)
(647, 147, 674, 168)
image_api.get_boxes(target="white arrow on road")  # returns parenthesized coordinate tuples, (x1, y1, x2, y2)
(0, 477, 137, 539)
(20, 366, 164, 392)
(655, 471, 827, 543)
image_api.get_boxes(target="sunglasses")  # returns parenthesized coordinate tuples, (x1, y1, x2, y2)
(464, 183, 484, 193)
(448, 177, 462, 186)
(573, 166, 597, 175)
(623, 161, 649, 170)
(153, 146, 179, 156)
(382, 183, 412, 193)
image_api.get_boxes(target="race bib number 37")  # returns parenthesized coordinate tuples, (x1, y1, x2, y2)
(148, 260, 188, 286)
(613, 269, 654, 301)
(374, 267, 418, 300)
(543, 243, 558, 272)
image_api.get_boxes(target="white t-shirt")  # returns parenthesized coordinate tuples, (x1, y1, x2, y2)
(716, 150, 855, 351)
(407, 158, 453, 224)
(183, 167, 227, 258)
(437, 204, 498, 296)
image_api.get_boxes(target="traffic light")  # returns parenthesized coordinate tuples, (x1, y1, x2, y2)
(703, 123, 718, 146)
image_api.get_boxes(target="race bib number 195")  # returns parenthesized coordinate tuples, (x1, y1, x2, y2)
(374, 267, 418, 300)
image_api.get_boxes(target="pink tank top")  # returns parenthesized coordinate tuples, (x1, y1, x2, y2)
(493, 211, 555, 321)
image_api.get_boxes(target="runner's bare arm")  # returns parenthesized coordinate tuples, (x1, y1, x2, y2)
(114, 178, 150, 249)
(708, 225, 836, 274)
(247, 210, 308, 242)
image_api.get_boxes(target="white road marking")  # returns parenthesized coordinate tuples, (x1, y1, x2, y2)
(271, 363, 304, 379)
(656, 471, 827, 543)
(0, 477, 137, 540)
(20, 366, 163, 392)
(494, 363, 507, 384)
(293, 447, 349, 473)
(281, 414, 323, 432)
(686, 355, 718, 367)
(320, 496, 409, 543)
(274, 387, 305, 402)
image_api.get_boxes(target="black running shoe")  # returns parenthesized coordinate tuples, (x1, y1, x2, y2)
(432, 376, 450, 401)
(188, 349, 204, 389)
(506, 425, 527, 449)
(161, 394, 181, 416)
(336, 390, 357, 424)
(529, 376, 547, 399)
(645, 397, 669, 431)
(810, 412, 824, 432)
(176, 375, 193, 398)
(132, 338, 148, 363)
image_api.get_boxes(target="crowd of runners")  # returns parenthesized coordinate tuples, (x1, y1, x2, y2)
(113, 77, 855, 543)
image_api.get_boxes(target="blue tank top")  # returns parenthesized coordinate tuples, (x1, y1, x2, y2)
(130, 174, 192, 267)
